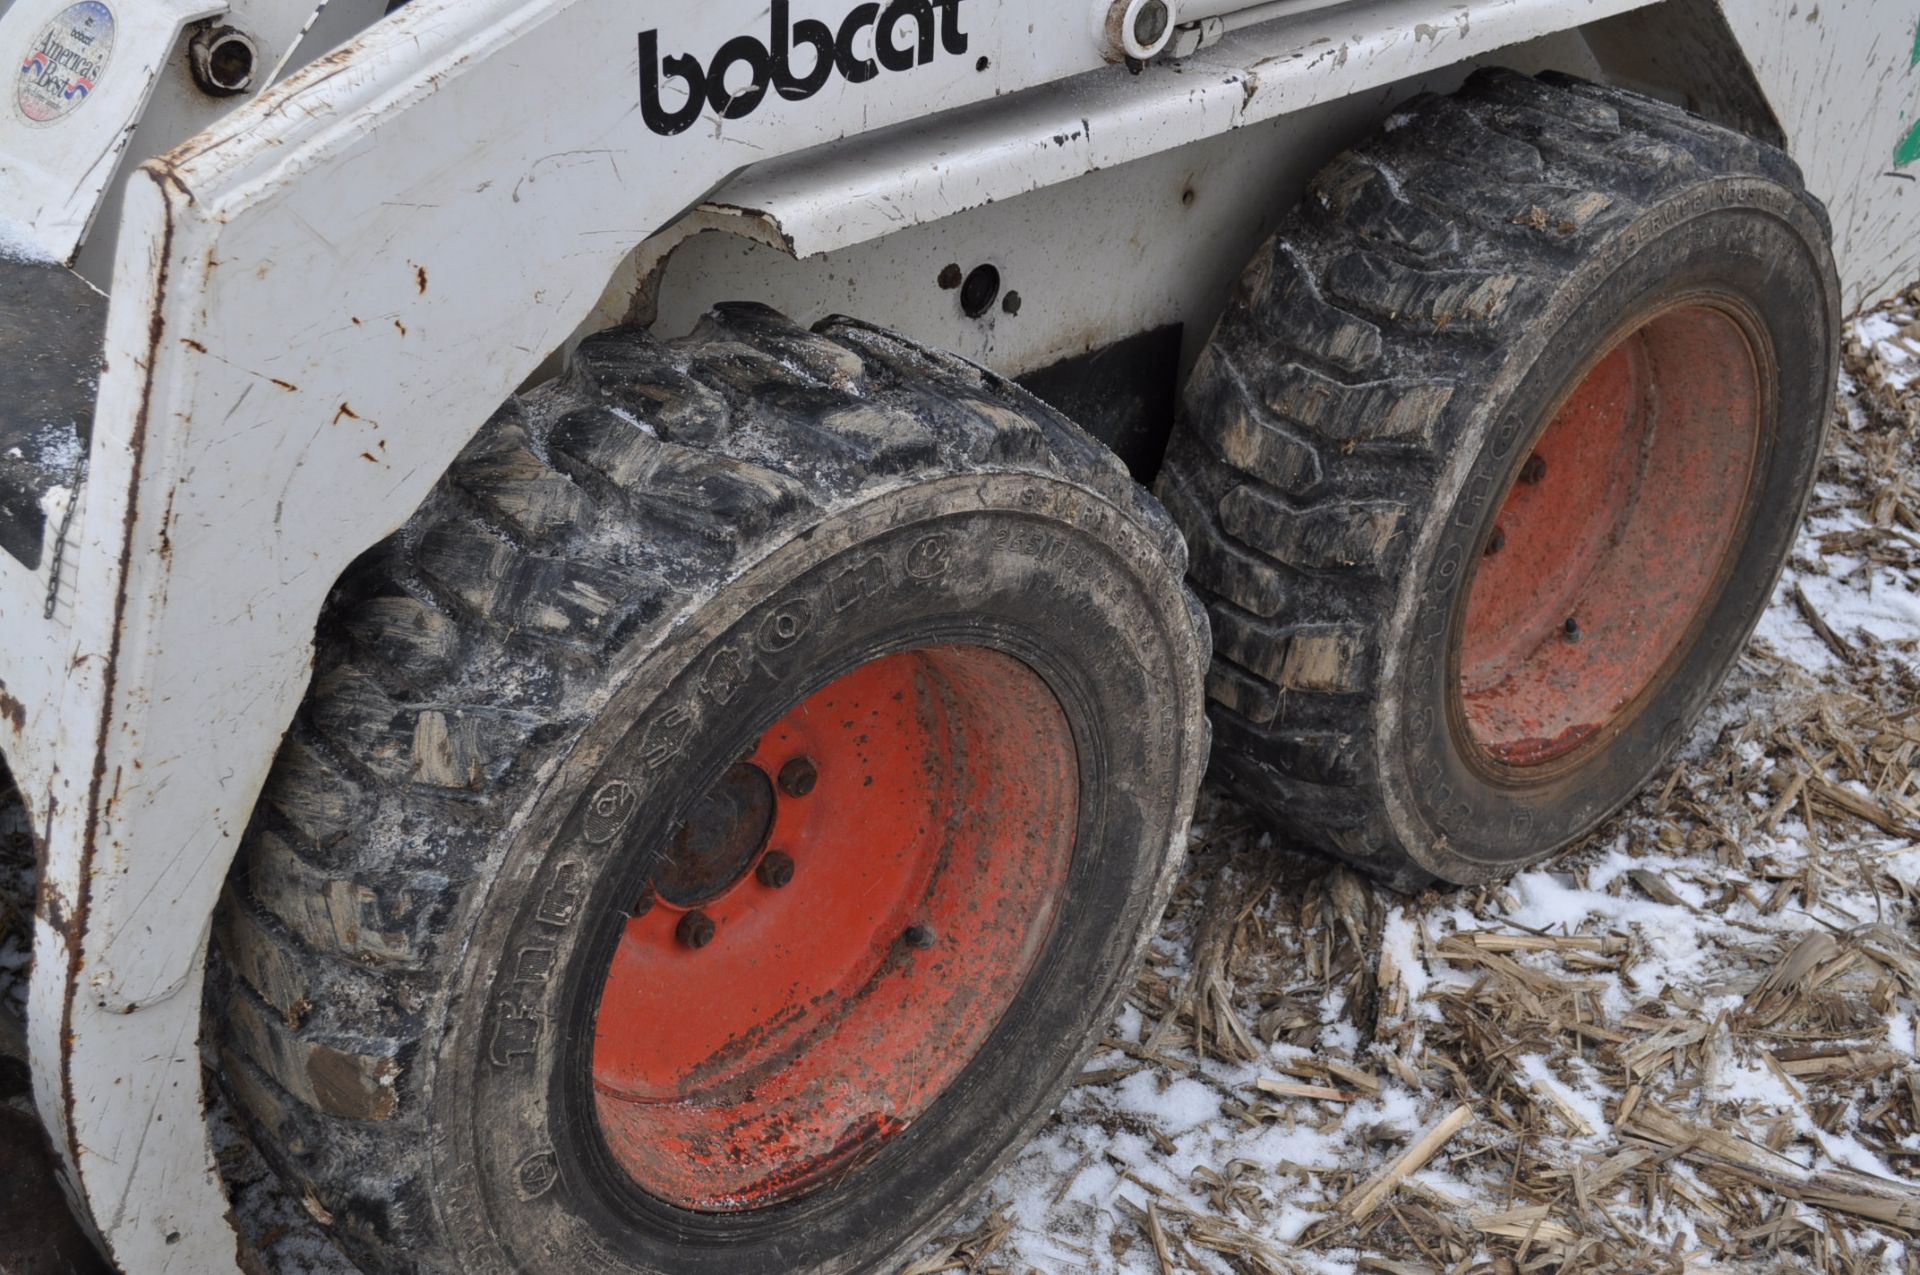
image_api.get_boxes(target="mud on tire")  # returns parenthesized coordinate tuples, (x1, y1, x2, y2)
(1160, 69, 1840, 889)
(209, 304, 1209, 1274)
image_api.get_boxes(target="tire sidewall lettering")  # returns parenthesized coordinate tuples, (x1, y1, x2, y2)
(438, 477, 1202, 1274)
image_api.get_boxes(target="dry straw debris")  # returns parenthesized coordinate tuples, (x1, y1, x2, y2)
(907, 302, 1920, 1274)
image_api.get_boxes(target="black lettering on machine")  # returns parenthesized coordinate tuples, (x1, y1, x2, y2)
(639, 0, 969, 135)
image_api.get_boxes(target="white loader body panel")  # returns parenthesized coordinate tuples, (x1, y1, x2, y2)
(0, 0, 1912, 1270)
(1727, 4, 1920, 307)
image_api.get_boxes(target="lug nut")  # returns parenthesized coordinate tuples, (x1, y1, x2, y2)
(903, 924, 937, 950)
(677, 910, 716, 949)
(778, 756, 818, 798)
(1484, 525, 1506, 557)
(1564, 616, 1582, 642)
(757, 851, 795, 888)
(631, 889, 655, 919)
(1519, 453, 1548, 485)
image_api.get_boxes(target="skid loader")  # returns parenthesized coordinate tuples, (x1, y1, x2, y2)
(0, 0, 1909, 1269)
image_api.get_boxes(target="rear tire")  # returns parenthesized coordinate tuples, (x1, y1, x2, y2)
(1160, 69, 1839, 888)
(211, 304, 1209, 1273)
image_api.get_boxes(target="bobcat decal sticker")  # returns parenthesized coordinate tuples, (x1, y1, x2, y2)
(639, 0, 969, 136)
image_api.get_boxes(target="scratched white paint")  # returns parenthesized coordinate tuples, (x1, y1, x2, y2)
(1717, 0, 1920, 312)
(0, 0, 1913, 1272)
(66, 0, 352, 285)
(0, 0, 385, 271)
(645, 33, 1602, 378)
(0, 0, 225, 260)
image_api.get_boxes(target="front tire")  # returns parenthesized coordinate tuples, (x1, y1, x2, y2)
(211, 305, 1209, 1273)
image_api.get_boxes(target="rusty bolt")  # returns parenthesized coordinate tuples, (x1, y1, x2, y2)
(778, 756, 818, 798)
(1484, 525, 1506, 557)
(757, 851, 796, 889)
(677, 910, 716, 949)
(631, 889, 655, 919)
(1519, 453, 1548, 485)
(903, 924, 938, 950)
(1564, 616, 1582, 642)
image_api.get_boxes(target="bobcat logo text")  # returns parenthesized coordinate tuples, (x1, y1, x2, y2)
(639, 0, 969, 136)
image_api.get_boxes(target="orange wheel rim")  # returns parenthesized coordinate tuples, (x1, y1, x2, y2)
(1458, 301, 1764, 769)
(590, 645, 1077, 1210)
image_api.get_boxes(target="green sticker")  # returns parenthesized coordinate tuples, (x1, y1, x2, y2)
(1897, 20, 1920, 166)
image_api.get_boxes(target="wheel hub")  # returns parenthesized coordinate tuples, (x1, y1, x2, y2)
(652, 761, 776, 909)
(590, 645, 1078, 1212)
(1458, 300, 1764, 769)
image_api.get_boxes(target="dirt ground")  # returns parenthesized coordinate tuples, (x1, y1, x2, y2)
(5, 299, 1920, 1274)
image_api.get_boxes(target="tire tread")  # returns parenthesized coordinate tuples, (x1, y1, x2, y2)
(213, 301, 1188, 1273)
(1160, 68, 1815, 887)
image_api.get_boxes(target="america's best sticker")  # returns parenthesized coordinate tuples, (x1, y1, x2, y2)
(16, 1, 113, 125)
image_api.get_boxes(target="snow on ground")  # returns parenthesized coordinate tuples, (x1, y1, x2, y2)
(5, 303, 1920, 1275)
(902, 303, 1920, 1275)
